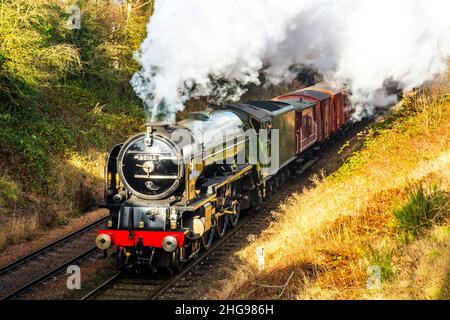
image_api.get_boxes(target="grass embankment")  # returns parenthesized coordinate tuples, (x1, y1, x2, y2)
(218, 77, 450, 300)
(0, 1, 153, 248)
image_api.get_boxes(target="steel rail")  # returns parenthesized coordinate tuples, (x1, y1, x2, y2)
(0, 216, 108, 277)
(2, 246, 99, 300)
(80, 272, 122, 300)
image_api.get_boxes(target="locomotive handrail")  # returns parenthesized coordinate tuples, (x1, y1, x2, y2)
(133, 175, 179, 179)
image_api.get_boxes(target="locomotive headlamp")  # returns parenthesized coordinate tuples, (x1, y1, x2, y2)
(162, 236, 178, 252)
(96, 233, 111, 250)
(169, 207, 178, 230)
(107, 219, 113, 228)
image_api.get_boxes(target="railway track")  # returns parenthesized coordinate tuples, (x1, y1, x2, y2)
(0, 216, 108, 300)
(82, 176, 302, 300)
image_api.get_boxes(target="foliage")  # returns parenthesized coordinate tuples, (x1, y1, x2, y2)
(0, 174, 20, 207)
(0, 0, 81, 99)
(367, 245, 395, 283)
(394, 182, 449, 236)
(0, 0, 152, 245)
(0, 0, 151, 184)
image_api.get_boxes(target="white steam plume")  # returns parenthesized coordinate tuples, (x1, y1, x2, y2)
(131, 0, 450, 122)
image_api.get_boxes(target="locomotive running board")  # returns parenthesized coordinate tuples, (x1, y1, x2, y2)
(296, 157, 318, 175)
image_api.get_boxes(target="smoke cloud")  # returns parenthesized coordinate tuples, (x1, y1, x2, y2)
(131, 0, 450, 122)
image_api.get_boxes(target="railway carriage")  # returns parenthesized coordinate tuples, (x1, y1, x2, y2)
(95, 83, 352, 272)
(272, 82, 351, 142)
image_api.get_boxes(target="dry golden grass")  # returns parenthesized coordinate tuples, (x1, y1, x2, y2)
(381, 218, 450, 299)
(216, 76, 450, 300)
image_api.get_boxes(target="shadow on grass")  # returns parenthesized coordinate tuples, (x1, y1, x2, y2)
(438, 256, 450, 299)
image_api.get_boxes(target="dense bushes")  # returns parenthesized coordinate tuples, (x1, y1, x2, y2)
(0, 0, 152, 180)
(0, 0, 152, 246)
(0, 0, 80, 99)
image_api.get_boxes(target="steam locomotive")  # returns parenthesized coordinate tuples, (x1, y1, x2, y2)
(95, 83, 352, 272)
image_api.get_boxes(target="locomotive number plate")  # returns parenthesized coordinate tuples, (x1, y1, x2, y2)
(133, 154, 160, 161)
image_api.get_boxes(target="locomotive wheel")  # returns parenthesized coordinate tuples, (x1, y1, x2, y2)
(201, 216, 215, 250)
(265, 182, 272, 198)
(279, 170, 285, 184)
(274, 175, 280, 190)
(170, 249, 183, 274)
(115, 248, 127, 271)
(228, 203, 240, 228)
(201, 228, 214, 250)
(252, 190, 263, 210)
(216, 214, 228, 238)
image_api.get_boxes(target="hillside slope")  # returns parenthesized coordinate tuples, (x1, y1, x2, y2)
(209, 76, 449, 300)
